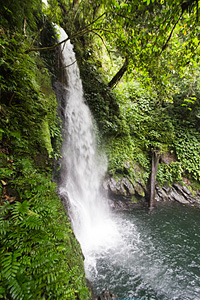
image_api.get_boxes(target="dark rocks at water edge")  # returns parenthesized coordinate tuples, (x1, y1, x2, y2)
(155, 183, 200, 206)
(95, 290, 118, 299)
(103, 176, 148, 210)
(103, 175, 200, 209)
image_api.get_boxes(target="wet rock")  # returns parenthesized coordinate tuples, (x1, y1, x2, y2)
(168, 187, 189, 204)
(107, 196, 142, 210)
(96, 290, 118, 300)
(121, 177, 135, 195)
(104, 173, 200, 209)
(135, 177, 147, 192)
(107, 177, 126, 195)
(134, 181, 145, 197)
(104, 176, 145, 198)
(174, 184, 194, 200)
(155, 183, 200, 207)
(103, 175, 147, 210)
(155, 186, 169, 202)
(161, 152, 177, 164)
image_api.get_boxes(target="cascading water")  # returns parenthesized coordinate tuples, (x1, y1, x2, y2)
(56, 26, 120, 272)
(55, 25, 200, 300)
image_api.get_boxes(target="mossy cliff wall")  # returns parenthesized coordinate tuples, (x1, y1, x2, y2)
(0, 4, 90, 299)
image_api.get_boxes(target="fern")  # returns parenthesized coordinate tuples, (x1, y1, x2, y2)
(0, 191, 89, 299)
(2, 252, 21, 280)
(0, 7, 89, 298)
(0, 218, 10, 235)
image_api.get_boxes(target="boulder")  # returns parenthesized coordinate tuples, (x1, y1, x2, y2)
(103, 175, 147, 210)
(103, 173, 200, 209)
(106, 177, 126, 195)
(161, 152, 177, 164)
(134, 181, 145, 197)
(121, 177, 135, 195)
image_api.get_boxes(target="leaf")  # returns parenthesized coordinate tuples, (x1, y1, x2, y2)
(143, 0, 151, 4)
(0, 180, 7, 186)
(184, 98, 194, 103)
(2, 252, 21, 280)
(27, 210, 40, 217)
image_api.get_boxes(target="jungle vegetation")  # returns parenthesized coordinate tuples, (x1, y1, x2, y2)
(0, 0, 200, 299)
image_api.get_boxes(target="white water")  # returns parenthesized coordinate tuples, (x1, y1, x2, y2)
(56, 26, 120, 273)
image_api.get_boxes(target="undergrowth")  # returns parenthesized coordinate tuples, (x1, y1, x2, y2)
(0, 5, 89, 299)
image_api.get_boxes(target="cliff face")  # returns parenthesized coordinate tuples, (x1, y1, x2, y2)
(0, 5, 89, 300)
(74, 38, 200, 210)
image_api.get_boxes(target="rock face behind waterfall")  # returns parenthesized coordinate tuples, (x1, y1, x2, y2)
(104, 175, 200, 209)
(102, 160, 200, 209)
(155, 183, 200, 206)
(103, 175, 147, 210)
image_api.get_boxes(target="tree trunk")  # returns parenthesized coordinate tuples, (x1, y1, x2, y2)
(149, 149, 160, 209)
(108, 57, 129, 89)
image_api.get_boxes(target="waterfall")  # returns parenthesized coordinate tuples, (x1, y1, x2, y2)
(55, 26, 119, 273)
(54, 26, 200, 300)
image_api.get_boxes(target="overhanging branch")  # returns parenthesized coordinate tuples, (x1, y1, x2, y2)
(25, 37, 70, 53)
(160, 11, 183, 53)
(25, 12, 106, 54)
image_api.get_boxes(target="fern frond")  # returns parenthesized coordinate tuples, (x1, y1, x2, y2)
(0, 219, 10, 235)
(2, 252, 21, 280)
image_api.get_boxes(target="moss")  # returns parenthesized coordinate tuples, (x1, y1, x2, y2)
(41, 119, 53, 157)
(104, 136, 135, 174)
(190, 179, 200, 192)
(131, 195, 139, 203)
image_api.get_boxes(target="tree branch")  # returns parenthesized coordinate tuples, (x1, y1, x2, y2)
(63, 60, 76, 68)
(25, 12, 106, 54)
(25, 37, 70, 54)
(90, 29, 112, 56)
(161, 11, 183, 53)
(108, 57, 129, 89)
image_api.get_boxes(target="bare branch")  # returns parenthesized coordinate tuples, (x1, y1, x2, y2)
(63, 60, 76, 68)
(161, 12, 183, 53)
(25, 37, 70, 53)
(25, 12, 106, 54)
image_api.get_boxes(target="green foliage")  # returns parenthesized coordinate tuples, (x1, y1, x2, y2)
(0, 148, 89, 299)
(101, 0, 200, 99)
(0, 0, 42, 31)
(79, 43, 199, 187)
(190, 179, 200, 192)
(174, 129, 200, 180)
(115, 79, 175, 152)
(104, 136, 135, 175)
(0, 3, 89, 299)
(157, 161, 183, 186)
(134, 151, 151, 174)
(87, 64, 200, 187)
(0, 26, 62, 160)
(78, 61, 130, 137)
(49, 0, 200, 192)
(0, 188, 89, 299)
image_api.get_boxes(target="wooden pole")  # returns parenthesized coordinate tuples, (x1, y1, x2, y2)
(149, 149, 160, 209)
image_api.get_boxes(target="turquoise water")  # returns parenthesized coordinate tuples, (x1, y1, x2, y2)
(88, 203, 200, 300)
